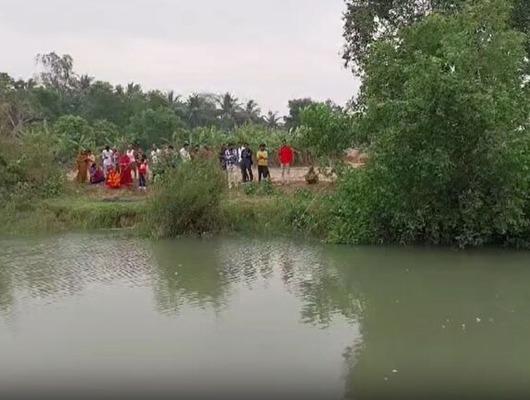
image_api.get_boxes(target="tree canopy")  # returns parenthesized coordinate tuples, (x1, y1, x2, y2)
(333, 0, 529, 247)
(342, 0, 529, 76)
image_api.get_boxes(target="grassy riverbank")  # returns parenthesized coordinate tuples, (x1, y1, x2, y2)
(1, 179, 332, 238)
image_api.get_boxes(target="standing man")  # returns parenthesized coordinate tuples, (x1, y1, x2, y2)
(278, 141, 294, 184)
(102, 145, 113, 178)
(240, 142, 254, 182)
(179, 143, 191, 162)
(225, 143, 239, 189)
(256, 143, 270, 183)
(126, 144, 137, 180)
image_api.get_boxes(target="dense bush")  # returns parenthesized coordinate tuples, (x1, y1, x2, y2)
(299, 103, 360, 160)
(0, 131, 64, 206)
(331, 0, 529, 248)
(146, 160, 226, 238)
(52, 115, 95, 162)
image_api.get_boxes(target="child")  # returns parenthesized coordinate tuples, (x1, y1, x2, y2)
(138, 156, 149, 191)
(256, 143, 269, 182)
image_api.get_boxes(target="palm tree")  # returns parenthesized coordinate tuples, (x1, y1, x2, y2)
(244, 100, 261, 123)
(166, 90, 181, 106)
(186, 93, 218, 128)
(264, 111, 281, 129)
(217, 93, 240, 130)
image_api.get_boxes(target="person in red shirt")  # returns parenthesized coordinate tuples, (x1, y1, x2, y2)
(278, 141, 295, 184)
(138, 155, 149, 191)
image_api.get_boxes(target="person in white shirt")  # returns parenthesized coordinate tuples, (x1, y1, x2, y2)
(126, 144, 137, 180)
(237, 144, 245, 164)
(179, 143, 191, 162)
(101, 146, 113, 177)
(150, 144, 161, 164)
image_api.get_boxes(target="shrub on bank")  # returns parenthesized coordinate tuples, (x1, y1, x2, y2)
(330, 1, 529, 248)
(146, 160, 226, 238)
(0, 131, 64, 206)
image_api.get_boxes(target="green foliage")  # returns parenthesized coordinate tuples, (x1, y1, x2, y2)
(342, 0, 528, 76)
(300, 103, 360, 159)
(333, 0, 530, 247)
(146, 160, 226, 237)
(92, 119, 121, 146)
(243, 180, 277, 196)
(128, 107, 184, 148)
(52, 115, 95, 161)
(280, 189, 332, 236)
(284, 98, 317, 130)
(0, 131, 64, 206)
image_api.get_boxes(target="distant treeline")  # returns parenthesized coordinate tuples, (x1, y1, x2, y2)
(0, 53, 346, 152)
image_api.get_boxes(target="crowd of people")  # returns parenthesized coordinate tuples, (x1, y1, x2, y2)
(75, 140, 302, 191)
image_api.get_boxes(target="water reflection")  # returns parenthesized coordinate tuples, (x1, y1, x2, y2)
(0, 235, 153, 319)
(320, 246, 530, 399)
(0, 235, 528, 399)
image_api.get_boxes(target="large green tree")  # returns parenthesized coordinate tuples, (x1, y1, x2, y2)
(333, 0, 529, 247)
(342, 0, 529, 76)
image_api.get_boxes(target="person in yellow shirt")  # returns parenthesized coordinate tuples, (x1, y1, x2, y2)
(256, 143, 270, 182)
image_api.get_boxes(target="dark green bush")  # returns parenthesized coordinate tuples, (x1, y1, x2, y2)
(331, 0, 529, 248)
(0, 131, 65, 205)
(146, 160, 226, 238)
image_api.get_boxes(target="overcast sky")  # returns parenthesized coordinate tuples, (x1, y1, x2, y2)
(0, 0, 359, 113)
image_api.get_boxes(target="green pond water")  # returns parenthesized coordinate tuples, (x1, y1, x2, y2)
(0, 234, 528, 399)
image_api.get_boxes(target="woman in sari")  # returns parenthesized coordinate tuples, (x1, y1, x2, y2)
(89, 163, 105, 184)
(106, 166, 121, 189)
(119, 151, 133, 187)
(76, 150, 90, 184)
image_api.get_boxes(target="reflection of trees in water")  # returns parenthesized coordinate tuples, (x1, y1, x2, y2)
(0, 260, 14, 317)
(321, 247, 530, 400)
(150, 238, 290, 314)
(150, 239, 228, 314)
(0, 235, 152, 320)
(296, 269, 365, 327)
(149, 238, 368, 329)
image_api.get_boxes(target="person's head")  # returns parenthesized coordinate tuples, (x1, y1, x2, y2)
(86, 149, 92, 155)
(259, 143, 266, 151)
(168, 145, 174, 151)
(128, 144, 133, 150)
(105, 145, 110, 151)
(244, 142, 249, 148)
(183, 142, 189, 149)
